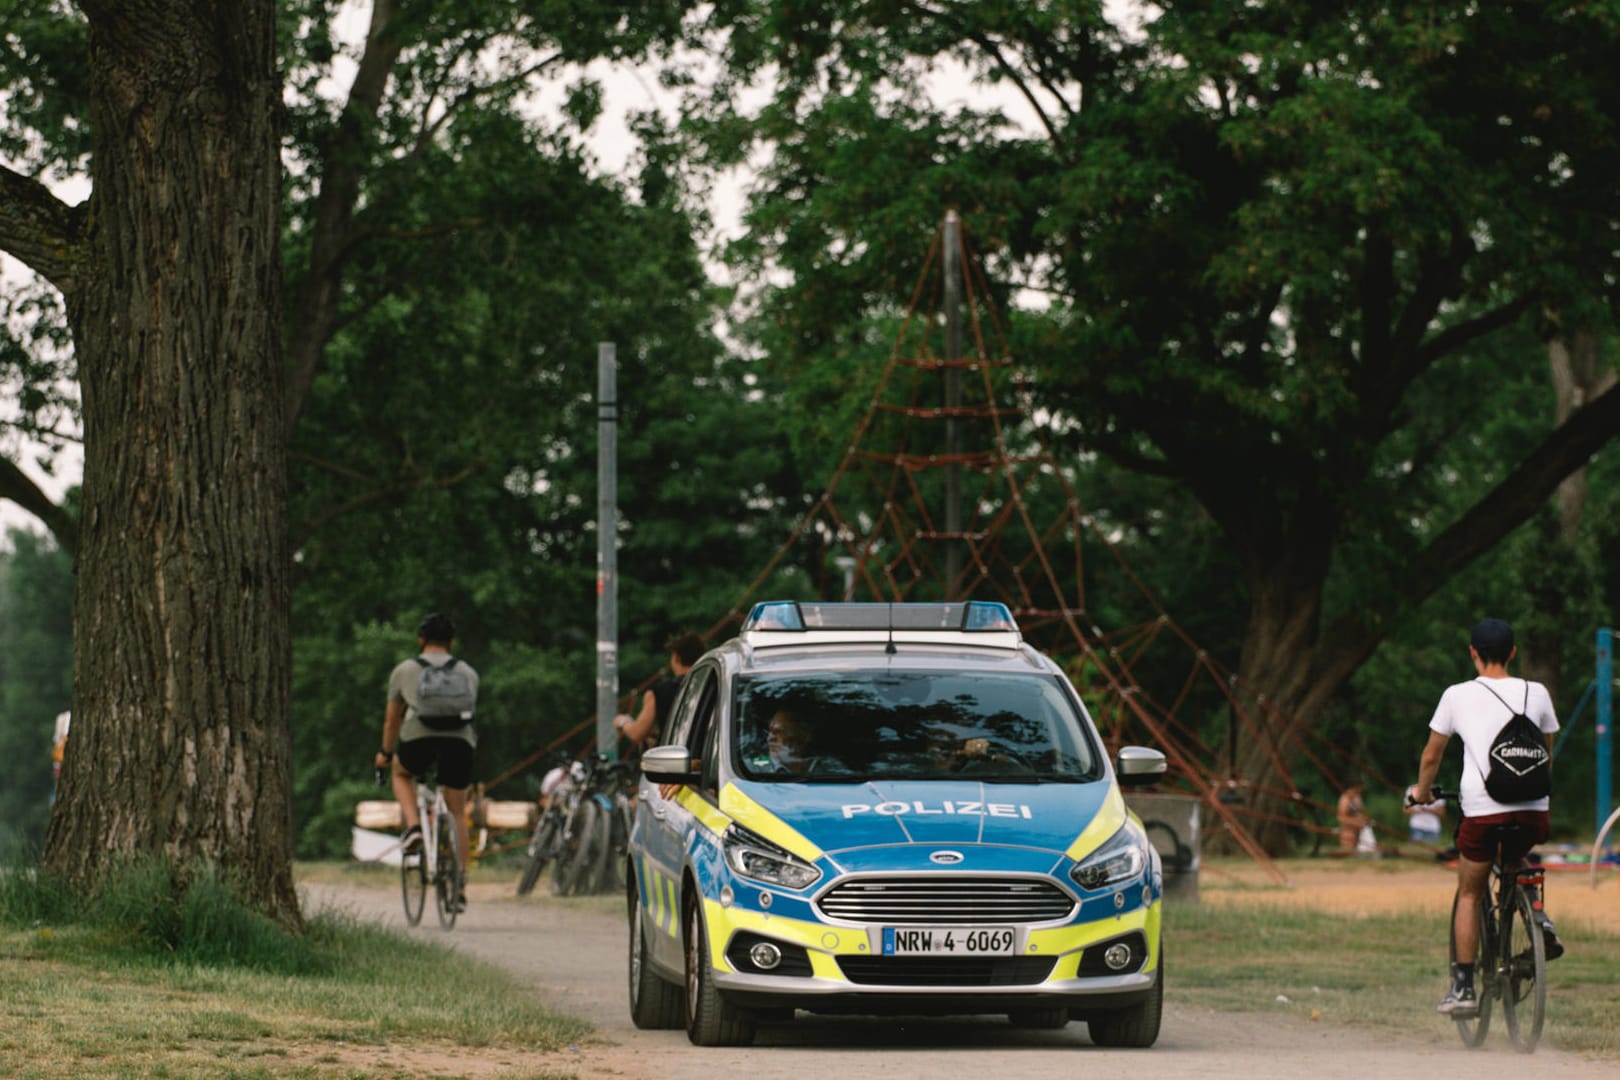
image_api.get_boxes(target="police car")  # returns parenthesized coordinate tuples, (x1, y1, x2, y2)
(626, 601, 1167, 1047)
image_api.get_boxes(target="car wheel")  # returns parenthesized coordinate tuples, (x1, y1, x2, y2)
(628, 874, 683, 1029)
(1087, 948, 1163, 1048)
(683, 893, 756, 1046)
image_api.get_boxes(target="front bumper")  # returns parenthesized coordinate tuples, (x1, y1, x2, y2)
(699, 892, 1161, 1015)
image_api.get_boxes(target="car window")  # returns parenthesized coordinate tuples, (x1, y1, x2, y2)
(698, 709, 723, 798)
(665, 664, 714, 747)
(731, 670, 1101, 783)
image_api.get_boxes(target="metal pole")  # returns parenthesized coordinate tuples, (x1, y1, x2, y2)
(1597, 626, 1612, 837)
(942, 211, 963, 600)
(596, 343, 619, 759)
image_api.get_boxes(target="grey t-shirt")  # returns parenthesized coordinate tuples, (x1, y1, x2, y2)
(389, 652, 479, 747)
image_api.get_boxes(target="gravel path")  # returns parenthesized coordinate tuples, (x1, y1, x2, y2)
(301, 877, 1617, 1080)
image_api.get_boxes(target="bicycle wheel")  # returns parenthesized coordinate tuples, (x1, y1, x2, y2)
(516, 812, 561, 896)
(1448, 884, 1494, 1047)
(553, 798, 602, 896)
(434, 804, 460, 929)
(1500, 882, 1546, 1052)
(593, 797, 629, 894)
(401, 827, 426, 927)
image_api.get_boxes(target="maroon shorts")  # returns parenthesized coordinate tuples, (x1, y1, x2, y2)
(1454, 810, 1549, 865)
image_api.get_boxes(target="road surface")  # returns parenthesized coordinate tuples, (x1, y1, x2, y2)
(300, 877, 1616, 1080)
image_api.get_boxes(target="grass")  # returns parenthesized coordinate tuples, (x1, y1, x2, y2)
(4, 852, 1615, 1074)
(0, 858, 589, 1079)
(1170, 866, 1620, 1059)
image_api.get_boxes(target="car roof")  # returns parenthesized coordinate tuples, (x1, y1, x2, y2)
(705, 600, 1068, 678)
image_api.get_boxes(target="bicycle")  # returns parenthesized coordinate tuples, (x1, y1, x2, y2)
(1425, 788, 1548, 1053)
(383, 765, 463, 929)
(552, 754, 636, 896)
(516, 755, 580, 897)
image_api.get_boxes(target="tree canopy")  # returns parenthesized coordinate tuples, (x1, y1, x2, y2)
(675, 0, 1620, 844)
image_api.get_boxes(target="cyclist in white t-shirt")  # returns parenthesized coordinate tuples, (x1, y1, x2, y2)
(1410, 617, 1562, 1018)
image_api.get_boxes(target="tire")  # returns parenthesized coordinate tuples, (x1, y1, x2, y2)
(1088, 948, 1163, 1048)
(595, 798, 631, 894)
(1007, 1008, 1069, 1029)
(1449, 886, 1494, 1047)
(435, 807, 460, 930)
(401, 832, 426, 927)
(684, 894, 756, 1046)
(517, 813, 560, 897)
(628, 873, 684, 1029)
(554, 798, 602, 896)
(1501, 883, 1546, 1053)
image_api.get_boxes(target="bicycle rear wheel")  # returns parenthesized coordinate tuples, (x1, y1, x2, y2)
(517, 812, 561, 896)
(435, 805, 461, 929)
(1500, 882, 1545, 1052)
(1449, 885, 1494, 1047)
(401, 830, 426, 927)
(553, 798, 603, 896)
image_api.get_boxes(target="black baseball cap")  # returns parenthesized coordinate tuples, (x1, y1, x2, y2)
(1469, 618, 1514, 653)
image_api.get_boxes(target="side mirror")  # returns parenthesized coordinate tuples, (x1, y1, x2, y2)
(640, 744, 699, 786)
(1116, 746, 1167, 788)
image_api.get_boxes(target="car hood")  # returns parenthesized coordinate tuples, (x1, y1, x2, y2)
(724, 777, 1118, 860)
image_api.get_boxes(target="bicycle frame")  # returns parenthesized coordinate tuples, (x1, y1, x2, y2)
(1449, 841, 1547, 1052)
(401, 776, 461, 929)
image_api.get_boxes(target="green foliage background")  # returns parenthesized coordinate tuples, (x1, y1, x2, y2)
(0, 0, 1617, 859)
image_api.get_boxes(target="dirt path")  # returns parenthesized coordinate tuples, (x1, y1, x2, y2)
(301, 870, 1620, 1080)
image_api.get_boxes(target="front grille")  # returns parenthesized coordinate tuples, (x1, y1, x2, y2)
(816, 876, 1075, 924)
(837, 956, 1056, 987)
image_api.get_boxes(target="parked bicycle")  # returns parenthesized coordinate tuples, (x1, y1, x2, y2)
(1426, 788, 1548, 1052)
(551, 753, 637, 897)
(516, 754, 581, 897)
(380, 764, 462, 929)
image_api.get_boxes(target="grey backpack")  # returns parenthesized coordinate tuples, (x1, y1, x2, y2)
(415, 656, 476, 730)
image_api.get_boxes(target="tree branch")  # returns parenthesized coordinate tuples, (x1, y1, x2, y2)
(284, 0, 404, 437)
(290, 462, 477, 548)
(1319, 377, 1620, 663)
(1414, 297, 1535, 367)
(0, 455, 78, 554)
(0, 165, 86, 292)
(410, 49, 564, 162)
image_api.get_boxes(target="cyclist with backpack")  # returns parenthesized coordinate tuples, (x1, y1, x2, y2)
(1410, 617, 1562, 1018)
(374, 612, 480, 912)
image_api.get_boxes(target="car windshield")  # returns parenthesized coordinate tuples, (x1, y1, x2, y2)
(732, 670, 1101, 782)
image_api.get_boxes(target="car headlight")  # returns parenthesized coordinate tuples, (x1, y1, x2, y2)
(1070, 822, 1150, 891)
(723, 825, 822, 890)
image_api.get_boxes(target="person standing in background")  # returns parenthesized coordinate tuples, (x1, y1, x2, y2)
(615, 632, 704, 755)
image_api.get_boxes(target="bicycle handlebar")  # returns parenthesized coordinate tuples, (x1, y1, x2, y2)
(1406, 786, 1457, 806)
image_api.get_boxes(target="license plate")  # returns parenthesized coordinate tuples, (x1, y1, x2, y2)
(881, 926, 1017, 956)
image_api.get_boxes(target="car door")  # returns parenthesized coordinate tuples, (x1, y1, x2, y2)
(636, 662, 718, 972)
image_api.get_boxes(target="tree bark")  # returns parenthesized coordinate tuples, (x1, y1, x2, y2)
(1548, 329, 1617, 539)
(43, 0, 299, 924)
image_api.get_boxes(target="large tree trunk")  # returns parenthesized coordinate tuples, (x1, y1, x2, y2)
(44, 0, 298, 924)
(1217, 552, 1373, 856)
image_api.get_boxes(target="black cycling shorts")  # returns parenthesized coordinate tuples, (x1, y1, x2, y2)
(397, 736, 474, 790)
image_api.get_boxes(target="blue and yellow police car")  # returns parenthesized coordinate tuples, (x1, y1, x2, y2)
(627, 600, 1168, 1047)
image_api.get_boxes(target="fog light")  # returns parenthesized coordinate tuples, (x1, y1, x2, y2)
(749, 941, 783, 970)
(1103, 943, 1133, 971)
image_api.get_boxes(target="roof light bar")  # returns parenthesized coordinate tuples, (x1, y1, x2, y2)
(741, 601, 1018, 634)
